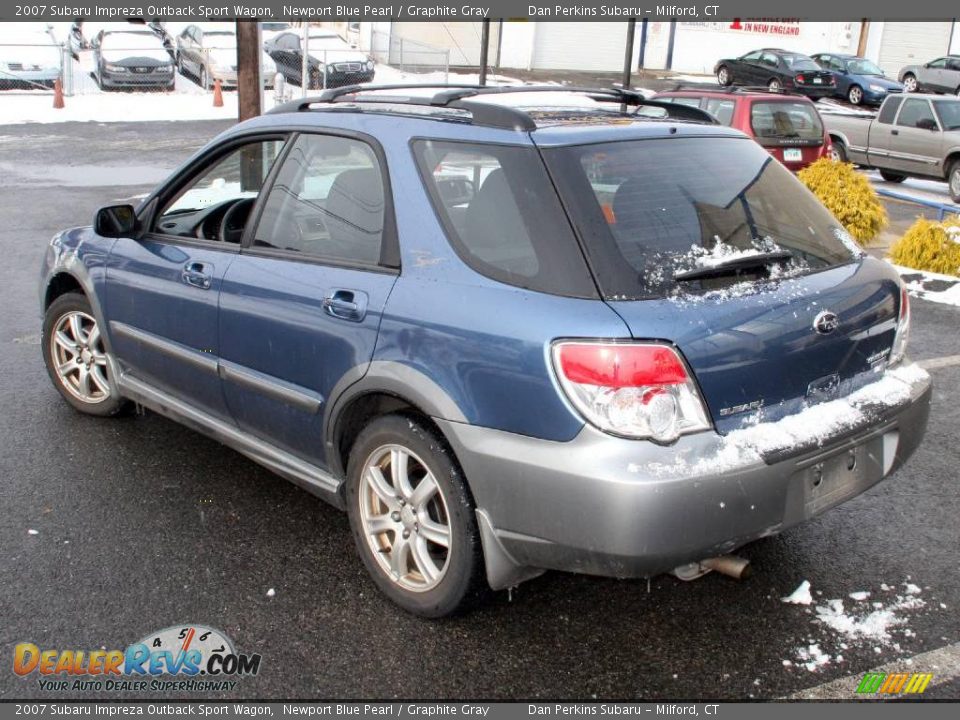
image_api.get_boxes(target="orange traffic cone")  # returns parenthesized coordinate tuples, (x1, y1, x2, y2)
(53, 78, 65, 109)
(212, 78, 223, 108)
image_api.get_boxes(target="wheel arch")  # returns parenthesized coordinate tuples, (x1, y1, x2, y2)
(43, 271, 84, 311)
(943, 150, 960, 178)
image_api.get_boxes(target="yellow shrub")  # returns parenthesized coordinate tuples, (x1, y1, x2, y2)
(889, 215, 960, 277)
(797, 158, 888, 244)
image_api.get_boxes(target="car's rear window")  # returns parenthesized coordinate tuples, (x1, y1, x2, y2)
(542, 137, 859, 300)
(413, 140, 597, 298)
(750, 101, 824, 145)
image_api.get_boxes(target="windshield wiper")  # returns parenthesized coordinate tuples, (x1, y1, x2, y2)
(673, 250, 793, 282)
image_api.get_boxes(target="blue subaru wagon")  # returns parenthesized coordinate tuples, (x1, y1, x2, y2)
(40, 85, 931, 616)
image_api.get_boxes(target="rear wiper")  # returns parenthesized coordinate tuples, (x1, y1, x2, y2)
(673, 251, 793, 282)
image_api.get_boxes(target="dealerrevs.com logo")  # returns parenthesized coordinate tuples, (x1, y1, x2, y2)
(13, 625, 262, 693)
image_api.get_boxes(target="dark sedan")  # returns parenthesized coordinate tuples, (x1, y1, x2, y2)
(811, 53, 903, 105)
(715, 48, 836, 99)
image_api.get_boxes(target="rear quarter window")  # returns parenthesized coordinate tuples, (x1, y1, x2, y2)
(412, 139, 597, 298)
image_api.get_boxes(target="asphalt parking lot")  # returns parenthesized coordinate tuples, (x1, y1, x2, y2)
(1, 120, 958, 702)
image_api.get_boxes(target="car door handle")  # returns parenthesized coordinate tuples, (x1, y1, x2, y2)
(322, 289, 368, 322)
(891, 129, 899, 135)
(181, 262, 212, 290)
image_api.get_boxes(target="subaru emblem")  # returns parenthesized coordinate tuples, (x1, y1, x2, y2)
(813, 310, 840, 335)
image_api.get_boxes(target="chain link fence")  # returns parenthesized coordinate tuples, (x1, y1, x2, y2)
(0, 41, 63, 93)
(368, 30, 450, 80)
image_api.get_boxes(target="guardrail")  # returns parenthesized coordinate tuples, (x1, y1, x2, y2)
(875, 187, 960, 220)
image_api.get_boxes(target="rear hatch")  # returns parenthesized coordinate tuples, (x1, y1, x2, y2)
(747, 99, 826, 169)
(541, 134, 901, 434)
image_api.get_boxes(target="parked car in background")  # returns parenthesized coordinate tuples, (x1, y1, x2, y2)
(268, 28, 374, 89)
(715, 49, 836, 99)
(259, 21, 292, 48)
(39, 85, 929, 616)
(899, 56, 960, 95)
(93, 27, 175, 91)
(657, 87, 832, 171)
(175, 23, 277, 89)
(823, 93, 960, 200)
(810, 53, 903, 106)
(0, 24, 60, 89)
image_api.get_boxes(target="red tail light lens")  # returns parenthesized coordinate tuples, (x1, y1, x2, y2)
(552, 341, 711, 443)
(796, 74, 805, 83)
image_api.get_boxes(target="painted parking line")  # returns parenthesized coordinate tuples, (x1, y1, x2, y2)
(917, 355, 960, 371)
(788, 641, 960, 699)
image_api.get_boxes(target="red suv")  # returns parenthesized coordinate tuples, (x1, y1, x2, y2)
(656, 88, 833, 172)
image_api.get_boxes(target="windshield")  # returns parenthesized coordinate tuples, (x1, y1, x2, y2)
(750, 101, 824, 144)
(102, 31, 161, 50)
(783, 54, 819, 71)
(847, 58, 885, 76)
(542, 137, 859, 300)
(934, 100, 960, 130)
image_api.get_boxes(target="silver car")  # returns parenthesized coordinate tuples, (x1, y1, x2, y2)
(175, 23, 277, 89)
(899, 55, 960, 95)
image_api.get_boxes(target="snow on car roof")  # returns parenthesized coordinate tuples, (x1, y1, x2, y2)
(101, 30, 163, 49)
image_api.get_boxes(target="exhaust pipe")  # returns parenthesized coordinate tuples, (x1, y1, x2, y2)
(701, 555, 752, 580)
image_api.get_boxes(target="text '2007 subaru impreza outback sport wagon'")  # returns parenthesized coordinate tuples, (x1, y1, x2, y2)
(39, 85, 931, 617)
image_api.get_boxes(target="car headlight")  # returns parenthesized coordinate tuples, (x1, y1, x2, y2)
(868, 84, 887, 93)
(366, 60, 374, 71)
(104, 63, 127, 73)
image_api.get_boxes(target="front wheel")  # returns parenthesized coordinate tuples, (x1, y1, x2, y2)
(346, 414, 485, 617)
(880, 169, 907, 183)
(717, 65, 732, 86)
(768, 78, 782, 92)
(42, 292, 130, 417)
(829, 141, 847, 163)
(848, 85, 863, 105)
(903, 74, 918, 93)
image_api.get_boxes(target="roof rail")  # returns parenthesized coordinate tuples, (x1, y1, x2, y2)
(667, 82, 805, 96)
(266, 83, 718, 129)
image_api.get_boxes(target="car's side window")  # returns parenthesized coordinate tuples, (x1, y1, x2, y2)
(877, 96, 904, 124)
(252, 134, 386, 266)
(742, 51, 762, 62)
(928, 58, 947, 69)
(948, 59, 960, 72)
(666, 97, 702, 109)
(760, 53, 780, 68)
(704, 98, 736, 125)
(154, 139, 286, 242)
(897, 99, 938, 129)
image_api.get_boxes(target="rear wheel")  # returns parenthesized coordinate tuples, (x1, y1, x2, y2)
(42, 293, 130, 417)
(948, 160, 960, 203)
(847, 85, 863, 105)
(768, 78, 782, 92)
(717, 65, 732, 86)
(346, 414, 485, 617)
(880, 169, 907, 183)
(902, 73, 918, 93)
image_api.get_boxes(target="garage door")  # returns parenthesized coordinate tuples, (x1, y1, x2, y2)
(532, 22, 628, 71)
(877, 22, 953, 77)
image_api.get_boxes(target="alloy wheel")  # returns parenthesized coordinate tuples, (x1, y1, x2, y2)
(50, 310, 110, 404)
(849, 86, 862, 104)
(904, 75, 917, 92)
(768, 79, 781, 91)
(718, 67, 729, 86)
(358, 444, 451, 592)
(950, 167, 960, 199)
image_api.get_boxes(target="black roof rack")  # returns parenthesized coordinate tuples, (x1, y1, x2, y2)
(266, 83, 718, 129)
(667, 82, 806, 96)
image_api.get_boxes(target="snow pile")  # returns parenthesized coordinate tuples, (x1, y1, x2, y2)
(783, 580, 934, 672)
(891, 262, 960, 309)
(632, 362, 929, 478)
(782, 580, 813, 605)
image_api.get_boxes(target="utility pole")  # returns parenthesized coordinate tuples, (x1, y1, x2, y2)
(236, 20, 261, 122)
(478, 19, 490, 86)
(621, 18, 636, 90)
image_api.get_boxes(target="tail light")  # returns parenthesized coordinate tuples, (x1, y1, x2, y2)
(796, 74, 805, 84)
(551, 341, 711, 443)
(889, 286, 911, 366)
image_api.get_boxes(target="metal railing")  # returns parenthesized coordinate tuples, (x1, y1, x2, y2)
(369, 30, 450, 80)
(0, 42, 63, 93)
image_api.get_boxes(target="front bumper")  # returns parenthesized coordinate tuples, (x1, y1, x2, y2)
(100, 68, 174, 88)
(439, 364, 931, 587)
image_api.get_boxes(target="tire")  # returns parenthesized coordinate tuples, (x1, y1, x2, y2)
(902, 74, 918, 93)
(948, 160, 960, 203)
(955, 86, 960, 98)
(717, 65, 732, 86)
(829, 141, 847, 163)
(346, 413, 485, 617)
(200, 67, 209, 90)
(848, 85, 863, 105)
(768, 78, 782, 92)
(879, 170, 907, 183)
(42, 292, 130, 417)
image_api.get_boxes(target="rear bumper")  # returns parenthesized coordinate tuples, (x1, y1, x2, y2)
(440, 364, 931, 587)
(794, 86, 834, 98)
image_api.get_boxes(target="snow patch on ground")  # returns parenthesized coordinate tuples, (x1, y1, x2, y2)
(782, 580, 813, 606)
(890, 262, 960, 308)
(783, 580, 937, 672)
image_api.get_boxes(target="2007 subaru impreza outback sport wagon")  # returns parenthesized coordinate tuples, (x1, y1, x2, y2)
(39, 85, 931, 617)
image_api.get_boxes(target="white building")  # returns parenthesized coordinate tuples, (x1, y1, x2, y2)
(364, 20, 960, 79)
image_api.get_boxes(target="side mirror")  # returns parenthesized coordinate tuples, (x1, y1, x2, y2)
(95, 204, 138, 238)
(916, 117, 938, 131)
